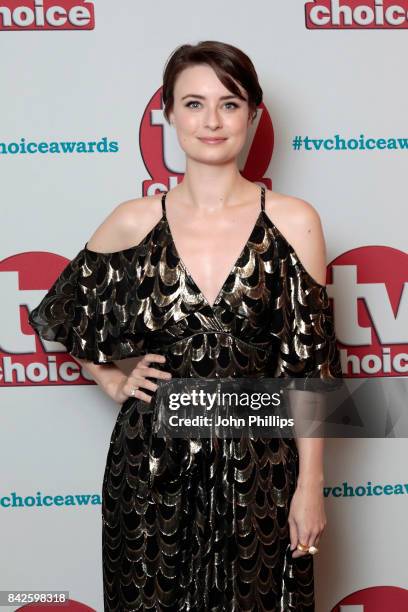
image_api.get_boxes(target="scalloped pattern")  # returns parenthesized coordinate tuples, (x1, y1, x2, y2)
(28, 195, 342, 611)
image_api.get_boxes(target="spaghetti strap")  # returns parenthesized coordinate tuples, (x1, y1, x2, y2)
(161, 192, 167, 218)
(260, 186, 265, 212)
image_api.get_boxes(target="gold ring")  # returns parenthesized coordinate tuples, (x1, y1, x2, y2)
(296, 542, 319, 555)
(130, 386, 138, 397)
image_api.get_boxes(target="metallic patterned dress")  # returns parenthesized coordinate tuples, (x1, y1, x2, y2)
(28, 186, 342, 612)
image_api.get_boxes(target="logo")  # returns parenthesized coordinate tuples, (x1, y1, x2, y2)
(0, 0, 95, 31)
(305, 0, 408, 28)
(331, 585, 408, 610)
(0, 251, 94, 387)
(18, 600, 95, 610)
(139, 87, 274, 195)
(327, 245, 408, 377)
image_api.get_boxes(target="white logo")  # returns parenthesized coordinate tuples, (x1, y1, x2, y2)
(306, 0, 408, 28)
(0, 0, 94, 30)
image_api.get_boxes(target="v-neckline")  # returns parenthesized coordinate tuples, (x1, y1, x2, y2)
(163, 187, 265, 310)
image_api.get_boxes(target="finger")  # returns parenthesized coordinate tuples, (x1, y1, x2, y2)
(292, 545, 308, 558)
(126, 377, 156, 401)
(292, 549, 308, 558)
(134, 378, 158, 392)
(298, 526, 311, 544)
(307, 530, 318, 547)
(293, 532, 321, 557)
(293, 528, 311, 558)
(128, 375, 158, 392)
(130, 388, 153, 403)
(135, 366, 172, 380)
(140, 353, 166, 365)
(309, 530, 321, 548)
(289, 518, 298, 554)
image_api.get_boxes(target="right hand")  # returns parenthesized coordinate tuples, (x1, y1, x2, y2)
(109, 353, 172, 404)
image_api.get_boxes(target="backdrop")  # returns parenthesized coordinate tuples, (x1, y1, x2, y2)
(1, 1, 407, 611)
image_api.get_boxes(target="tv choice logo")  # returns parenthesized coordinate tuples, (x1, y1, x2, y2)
(0, 251, 94, 387)
(140, 87, 274, 195)
(1, 244, 407, 386)
(331, 585, 408, 610)
(305, 0, 408, 28)
(328, 245, 408, 377)
(0, 0, 95, 30)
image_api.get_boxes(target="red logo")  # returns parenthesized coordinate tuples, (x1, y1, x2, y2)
(0, 0, 95, 30)
(140, 87, 274, 195)
(305, 0, 408, 28)
(331, 585, 408, 610)
(0, 251, 94, 387)
(18, 599, 95, 610)
(327, 245, 408, 377)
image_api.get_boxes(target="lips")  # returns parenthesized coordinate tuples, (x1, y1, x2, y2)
(198, 137, 227, 144)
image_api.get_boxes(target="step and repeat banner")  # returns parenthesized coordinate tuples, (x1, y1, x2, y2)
(1, 1, 407, 611)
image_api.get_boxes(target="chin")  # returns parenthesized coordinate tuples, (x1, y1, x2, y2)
(184, 144, 239, 162)
(188, 152, 236, 165)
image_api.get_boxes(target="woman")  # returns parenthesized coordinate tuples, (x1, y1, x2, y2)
(29, 41, 342, 611)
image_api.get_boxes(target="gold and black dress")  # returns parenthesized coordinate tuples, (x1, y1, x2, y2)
(28, 186, 342, 611)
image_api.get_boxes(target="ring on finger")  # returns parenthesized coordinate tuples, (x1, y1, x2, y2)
(297, 542, 319, 555)
(129, 385, 139, 397)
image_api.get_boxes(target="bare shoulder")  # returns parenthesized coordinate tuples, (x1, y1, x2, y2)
(85, 194, 163, 253)
(264, 189, 328, 286)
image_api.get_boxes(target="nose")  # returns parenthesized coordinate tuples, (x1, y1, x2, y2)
(204, 105, 222, 130)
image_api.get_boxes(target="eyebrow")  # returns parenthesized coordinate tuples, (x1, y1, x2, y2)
(181, 94, 245, 101)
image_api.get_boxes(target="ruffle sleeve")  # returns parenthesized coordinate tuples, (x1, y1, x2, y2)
(277, 249, 343, 391)
(28, 245, 146, 364)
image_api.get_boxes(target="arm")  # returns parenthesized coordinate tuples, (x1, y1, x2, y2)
(28, 193, 171, 402)
(269, 195, 329, 482)
(289, 203, 326, 484)
(264, 198, 338, 558)
(82, 194, 173, 402)
(296, 438, 324, 486)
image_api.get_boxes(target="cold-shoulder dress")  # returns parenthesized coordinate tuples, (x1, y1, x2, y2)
(28, 186, 342, 611)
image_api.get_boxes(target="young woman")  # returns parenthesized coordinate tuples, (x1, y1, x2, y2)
(29, 41, 342, 611)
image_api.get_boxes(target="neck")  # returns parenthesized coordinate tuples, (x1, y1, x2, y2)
(176, 158, 250, 212)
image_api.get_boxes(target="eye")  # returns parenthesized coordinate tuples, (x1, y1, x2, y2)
(185, 100, 202, 109)
(184, 100, 240, 110)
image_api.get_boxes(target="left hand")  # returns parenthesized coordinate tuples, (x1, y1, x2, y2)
(288, 480, 327, 558)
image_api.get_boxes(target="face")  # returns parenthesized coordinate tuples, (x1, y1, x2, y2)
(168, 64, 252, 165)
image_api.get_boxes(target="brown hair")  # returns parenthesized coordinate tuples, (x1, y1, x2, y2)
(162, 40, 263, 124)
